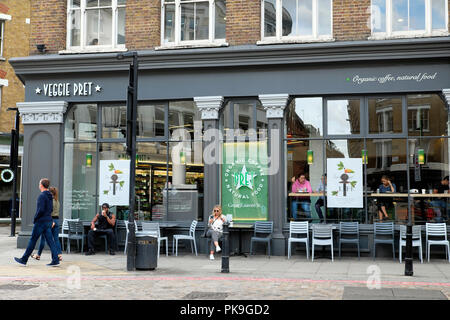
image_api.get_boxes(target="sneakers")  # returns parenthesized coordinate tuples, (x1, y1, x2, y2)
(14, 257, 26, 266)
(85, 250, 95, 256)
(215, 246, 221, 253)
(209, 254, 215, 260)
(46, 261, 60, 267)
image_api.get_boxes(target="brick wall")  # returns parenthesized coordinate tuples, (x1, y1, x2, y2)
(0, 0, 30, 134)
(333, 0, 371, 41)
(30, 0, 66, 54)
(126, 0, 160, 50)
(226, 0, 261, 45)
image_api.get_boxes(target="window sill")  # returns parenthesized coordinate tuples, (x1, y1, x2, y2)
(155, 42, 229, 51)
(59, 47, 128, 55)
(369, 32, 450, 41)
(257, 38, 335, 45)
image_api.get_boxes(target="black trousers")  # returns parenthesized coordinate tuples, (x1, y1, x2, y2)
(87, 229, 116, 252)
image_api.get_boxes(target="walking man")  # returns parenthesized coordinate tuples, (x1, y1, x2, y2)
(14, 178, 60, 267)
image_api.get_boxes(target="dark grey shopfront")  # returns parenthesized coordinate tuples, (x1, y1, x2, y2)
(11, 37, 450, 255)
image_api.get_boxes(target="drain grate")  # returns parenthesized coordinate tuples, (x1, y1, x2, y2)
(0, 283, 40, 291)
(183, 292, 228, 300)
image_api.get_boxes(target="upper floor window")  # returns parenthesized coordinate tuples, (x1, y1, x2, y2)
(262, 0, 332, 42)
(67, 0, 126, 51)
(161, 0, 226, 47)
(371, 0, 449, 38)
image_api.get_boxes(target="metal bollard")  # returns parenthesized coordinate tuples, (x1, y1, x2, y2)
(221, 222, 230, 273)
(404, 222, 413, 276)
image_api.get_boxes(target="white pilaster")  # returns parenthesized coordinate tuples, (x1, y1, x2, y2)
(443, 89, 450, 107)
(17, 101, 68, 124)
(194, 96, 224, 120)
(259, 94, 289, 119)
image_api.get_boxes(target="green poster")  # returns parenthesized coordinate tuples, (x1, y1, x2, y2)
(222, 141, 268, 223)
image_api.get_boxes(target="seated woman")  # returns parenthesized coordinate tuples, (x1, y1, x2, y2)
(377, 175, 396, 221)
(207, 205, 227, 260)
(291, 173, 312, 220)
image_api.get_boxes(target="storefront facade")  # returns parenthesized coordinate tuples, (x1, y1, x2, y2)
(11, 37, 450, 254)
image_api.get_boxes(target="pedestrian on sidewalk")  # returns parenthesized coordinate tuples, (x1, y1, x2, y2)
(31, 186, 63, 262)
(14, 178, 60, 267)
(207, 205, 226, 260)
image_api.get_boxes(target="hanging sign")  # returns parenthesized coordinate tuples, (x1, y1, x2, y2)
(327, 158, 363, 208)
(221, 141, 268, 223)
(98, 160, 130, 206)
(0, 168, 14, 183)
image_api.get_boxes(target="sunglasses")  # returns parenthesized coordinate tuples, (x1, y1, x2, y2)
(214, 209, 220, 212)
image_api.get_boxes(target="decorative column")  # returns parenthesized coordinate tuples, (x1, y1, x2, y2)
(194, 96, 224, 223)
(443, 89, 450, 182)
(16, 101, 68, 248)
(259, 94, 289, 256)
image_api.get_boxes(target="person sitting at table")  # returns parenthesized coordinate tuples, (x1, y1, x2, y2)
(314, 174, 326, 223)
(86, 203, 116, 256)
(432, 176, 449, 222)
(207, 205, 227, 260)
(377, 175, 396, 221)
(291, 173, 312, 220)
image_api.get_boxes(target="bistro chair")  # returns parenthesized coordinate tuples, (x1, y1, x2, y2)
(399, 225, 423, 264)
(373, 222, 395, 260)
(59, 218, 79, 252)
(339, 222, 360, 260)
(312, 224, 334, 262)
(67, 220, 87, 253)
(287, 221, 309, 259)
(123, 220, 138, 254)
(249, 221, 273, 257)
(173, 220, 198, 256)
(425, 223, 450, 262)
(141, 222, 168, 258)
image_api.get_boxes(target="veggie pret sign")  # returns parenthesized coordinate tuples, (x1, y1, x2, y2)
(99, 160, 130, 206)
(327, 158, 363, 208)
(222, 141, 268, 223)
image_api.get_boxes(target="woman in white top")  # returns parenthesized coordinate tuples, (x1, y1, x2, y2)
(207, 205, 226, 260)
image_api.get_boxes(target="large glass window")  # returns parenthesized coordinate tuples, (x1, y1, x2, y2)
(65, 104, 97, 142)
(371, 0, 448, 38)
(326, 99, 361, 135)
(286, 97, 323, 138)
(67, 0, 126, 50)
(221, 100, 267, 139)
(162, 0, 226, 47)
(262, 0, 332, 41)
(368, 97, 402, 134)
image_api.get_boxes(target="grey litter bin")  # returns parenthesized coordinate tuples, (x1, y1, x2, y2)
(135, 234, 158, 270)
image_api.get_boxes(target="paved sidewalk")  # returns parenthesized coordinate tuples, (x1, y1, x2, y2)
(0, 226, 449, 300)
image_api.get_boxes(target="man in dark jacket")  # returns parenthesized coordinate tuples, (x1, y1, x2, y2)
(14, 178, 60, 267)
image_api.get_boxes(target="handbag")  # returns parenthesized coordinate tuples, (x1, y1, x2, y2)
(202, 215, 213, 237)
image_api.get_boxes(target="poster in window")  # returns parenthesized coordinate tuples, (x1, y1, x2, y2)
(327, 158, 363, 208)
(98, 160, 130, 206)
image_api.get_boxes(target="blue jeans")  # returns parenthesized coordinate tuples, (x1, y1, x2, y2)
(291, 201, 311, 219)
(22, 221, 59, 264)
(37, 218, 62, 256)
(431, 200, 447, 222)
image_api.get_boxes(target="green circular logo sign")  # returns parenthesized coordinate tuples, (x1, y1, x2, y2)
(223, 159, 265, 198)
(1, 169, 14, 183)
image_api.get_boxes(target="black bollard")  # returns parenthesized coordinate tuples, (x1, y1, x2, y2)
(221, 222, 230, 273)
(404, 222, 413, 276)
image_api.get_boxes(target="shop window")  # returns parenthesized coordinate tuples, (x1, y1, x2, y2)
(326, 99, 361, 136)
(169, 100, 202, 141)
(262, 0, 333, 42)
(65, 104, 98, 142)
(371, 0, 449, 39)
(368, 97, 402, 134)
(67, 0, 126, 51)
(101, 104, 126, 139)
(408, 106, 430, 132)
(162, 0, 226, 47)
(407, 94, 448, 137)
(286, 97, 323, 138)
(137, 103, 166, 139)
(221, 100, 267, 140)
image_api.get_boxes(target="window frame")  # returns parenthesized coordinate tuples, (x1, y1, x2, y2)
(66, 0, 126, 52)
(160, 0, 227, 48)
(260, 0, 334, 43)
(370, 0, 449, 39)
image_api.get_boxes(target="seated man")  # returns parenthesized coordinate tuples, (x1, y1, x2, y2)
(432, 176, 449, 222)
(86, 203, 116, 255)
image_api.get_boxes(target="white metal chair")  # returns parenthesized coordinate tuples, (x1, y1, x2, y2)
(124, 220, 138, 254)
(399, 225, 423, 263)
(172, 220, 198, 256)
(250, 221, 273, 256)
(141, 222, 168, 258)
(312, 224, 334, 261)
(425, 223, 450, 262)
(373, 222, 395, 260)
(287, 221, 309, 259)
(339, 222, 360, 260)
(59, 218, 79, 252)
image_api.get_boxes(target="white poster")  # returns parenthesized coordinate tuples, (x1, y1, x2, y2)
(98, 160, 130, 206)
(327, 158, 363, 208)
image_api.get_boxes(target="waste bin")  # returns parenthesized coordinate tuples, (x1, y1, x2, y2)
(135, 233, 158, 270)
